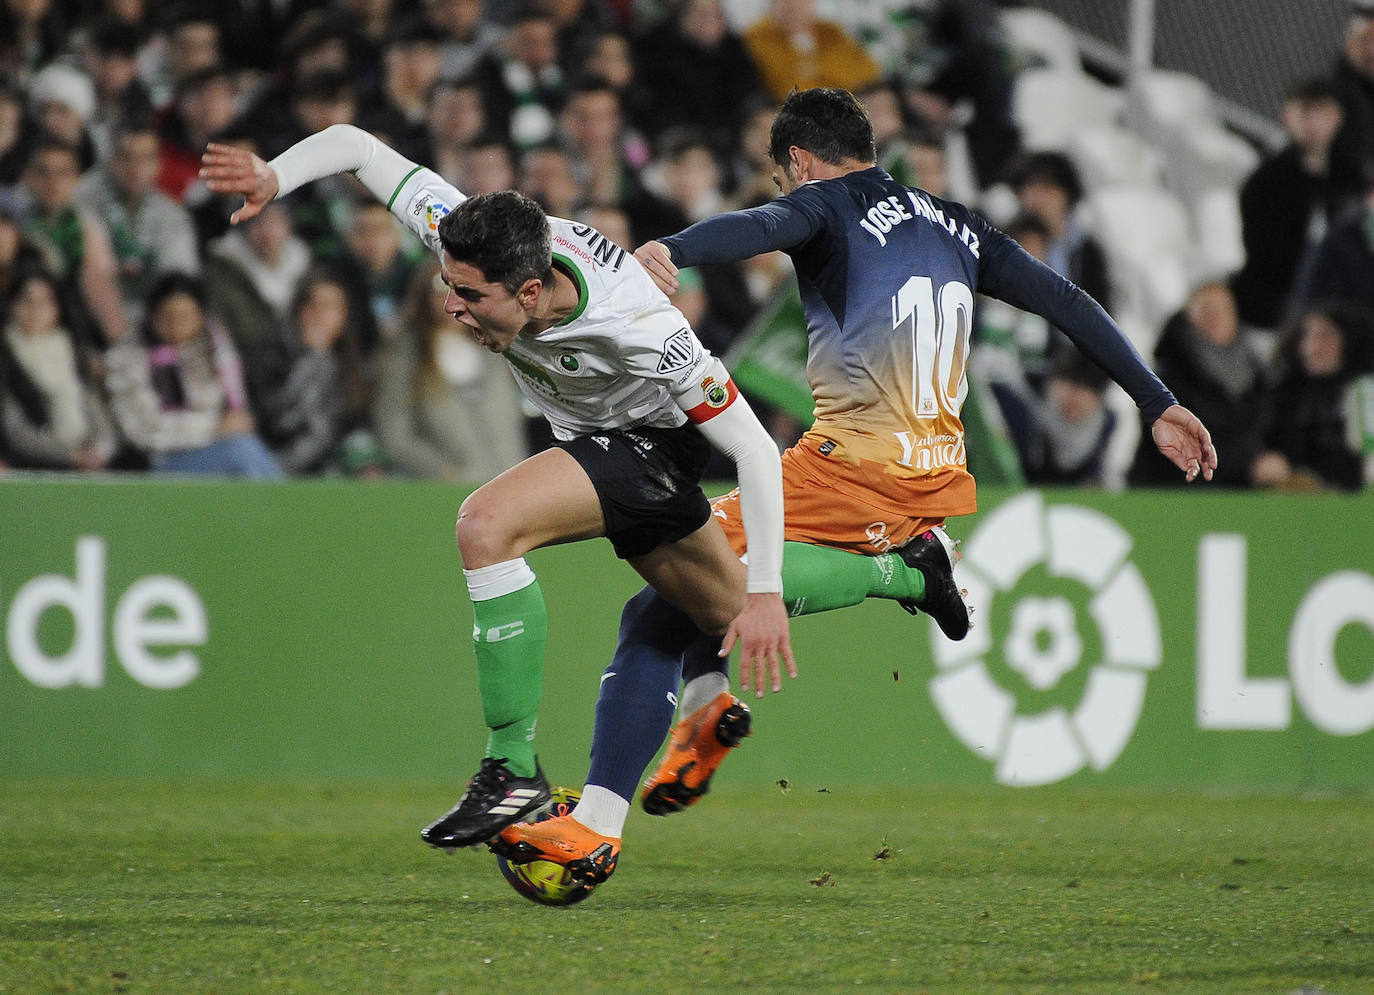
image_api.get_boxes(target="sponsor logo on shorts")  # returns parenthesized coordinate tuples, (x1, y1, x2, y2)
(592, 435, 610, 450)
(656, 328, 696, 374)
(818, 439, 837, 456)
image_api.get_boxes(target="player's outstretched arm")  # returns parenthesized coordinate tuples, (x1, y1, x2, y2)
(1151, 403, 1217, 483)
(202, 126, 440, 235)
(719, 591, 796, 697)
(200, 144, 280, 225)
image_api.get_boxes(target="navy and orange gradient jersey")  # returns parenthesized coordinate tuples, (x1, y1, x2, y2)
(660, 167, 1174, 517)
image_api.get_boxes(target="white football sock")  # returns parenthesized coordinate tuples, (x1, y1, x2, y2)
(679, 671, 729, 716)
(572, 784, 629, 837)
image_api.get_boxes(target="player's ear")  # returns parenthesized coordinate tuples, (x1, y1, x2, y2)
(517, 278, 542, 309)
(789, 146, 807, 181)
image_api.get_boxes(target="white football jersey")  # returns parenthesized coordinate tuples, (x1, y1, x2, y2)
(388, 170, 719, 441)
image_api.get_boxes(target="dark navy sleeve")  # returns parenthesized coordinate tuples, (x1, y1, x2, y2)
(975, 220, 1176, 423)
(658, 198, 822, 267)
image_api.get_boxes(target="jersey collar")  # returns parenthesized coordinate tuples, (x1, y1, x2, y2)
(551, 252, 589, 326)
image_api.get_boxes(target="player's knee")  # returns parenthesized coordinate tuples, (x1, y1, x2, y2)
(455, 491, 515, 567)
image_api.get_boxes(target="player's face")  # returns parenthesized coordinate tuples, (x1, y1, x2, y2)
(438, 252, 531, 353)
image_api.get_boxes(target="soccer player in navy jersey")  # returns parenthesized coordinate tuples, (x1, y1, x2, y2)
(491, 87, 1216, 893)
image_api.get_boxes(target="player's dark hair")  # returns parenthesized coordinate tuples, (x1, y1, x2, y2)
(767, 87, 877, 168)
(438, 191, 554, 294)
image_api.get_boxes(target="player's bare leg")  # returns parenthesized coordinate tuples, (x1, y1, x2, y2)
(423, 450, 606, 850)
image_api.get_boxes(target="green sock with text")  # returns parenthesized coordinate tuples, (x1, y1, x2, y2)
(781, 541, 925, 616)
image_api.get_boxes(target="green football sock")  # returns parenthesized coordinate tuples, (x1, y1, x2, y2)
(470, 580, 548, 777)
(781, 541, 925, 617)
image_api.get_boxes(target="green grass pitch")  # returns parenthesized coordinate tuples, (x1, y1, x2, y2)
(2, 780, 1372, 993)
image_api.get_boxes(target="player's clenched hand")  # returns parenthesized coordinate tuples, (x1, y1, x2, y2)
(1151, 403, 1218, 483)
(719, 592, 796, 698)
(633, 241, 680, 296)
(199, 143, 280, 225)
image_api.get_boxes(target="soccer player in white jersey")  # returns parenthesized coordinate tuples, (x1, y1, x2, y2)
(200, 126, 794, 850)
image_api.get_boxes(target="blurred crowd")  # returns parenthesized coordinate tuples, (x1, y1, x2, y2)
(0, 0, 1371, 490)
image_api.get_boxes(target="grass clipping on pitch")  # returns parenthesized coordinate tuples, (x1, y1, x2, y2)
(2, 780, 1371, 993)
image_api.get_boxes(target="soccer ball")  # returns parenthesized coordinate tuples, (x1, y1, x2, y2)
(494, 787, 596, 907)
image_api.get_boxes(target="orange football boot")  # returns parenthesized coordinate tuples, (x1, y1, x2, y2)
(641, 691, 751, 815)
(492, 814, 620, 885)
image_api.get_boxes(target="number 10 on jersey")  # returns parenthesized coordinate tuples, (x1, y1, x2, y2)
(893, 275, 974, 420)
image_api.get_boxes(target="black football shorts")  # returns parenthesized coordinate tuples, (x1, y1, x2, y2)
(557, 423, 713, 559)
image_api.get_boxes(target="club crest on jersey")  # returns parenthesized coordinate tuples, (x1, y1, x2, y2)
(656, 328, 697, 374)
(557, 352, 582, 373)
(701, 376, 730, 409)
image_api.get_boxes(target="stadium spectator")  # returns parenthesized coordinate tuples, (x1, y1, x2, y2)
(333, 0, 395, 85)
(455, 134, 516, 195)
(633, 0, 765, 163)
(155, 64, 241, 201)
(423, 0, 505, 83)
(1330, 0, 1374, 195)
(558, 78, 675, 242)
(1022, 351, 1118, 487)
(424, 79, 491, 185)
(1005, 150, 1114, 319)
(741, 0, 880, 104)
(973, 212, 1055, 465)
(1129, 281, 1271, 489)
(518, 143, 585, 218)
(1232, 78, 1356, 330)
(147, 4, 226, 108)
(644, 127, 755, 353)
(887, 0, 1020, 190)
(473, 10, 566, 148)
(77, 120, 201, 326)
(219, 0, 328, 73)
(0, 204, 45, 297)
(105, 271, 282, 477)
(203, 199, 311, 397)
(724, 95, 784, 207)
(206, 199, 310, 324)
(0, 266, 121, 471)
(17, 138, 128, 346)
(1251, 300, 1374, 491)
(81, 17, 157, 161)
(356, 18, 443, 164)
(233, 14, 358, 161)
(906, 125, 953, 199)
(575, 30, 651, 131)
(26, 62, 99, 171)
(371, 260, 527, 482)
(1291, 165, 1374, 314)
(0, 0, 67, 86)
(340, 198, 420, 348)
(255, 267, 373, 476)
(0, 77, 34, 186)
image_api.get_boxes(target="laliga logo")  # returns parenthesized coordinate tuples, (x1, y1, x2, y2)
(929, 493, 1160, 786)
